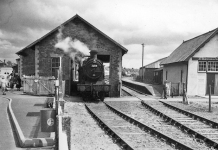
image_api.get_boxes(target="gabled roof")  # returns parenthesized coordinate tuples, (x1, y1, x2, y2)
(141, 57, 167, 69)
(161, 28, 218, 65)
(16, 14, 128, 55)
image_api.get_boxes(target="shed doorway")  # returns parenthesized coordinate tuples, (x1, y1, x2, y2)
(206, 73, 218, 95)
(97, 54, 110, 84)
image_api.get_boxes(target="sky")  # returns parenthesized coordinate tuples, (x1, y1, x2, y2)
(1, 0, 218, 68)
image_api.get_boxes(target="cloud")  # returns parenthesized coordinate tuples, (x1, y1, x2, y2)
(0, 38, 19, 62)
(123, 43, 177, 68)
(0, 0, 218, 67)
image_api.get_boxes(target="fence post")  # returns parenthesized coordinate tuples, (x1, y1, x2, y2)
(183, 83, 185, 103)
(209, 85, 212, 112)
(55, 80, 59, 150)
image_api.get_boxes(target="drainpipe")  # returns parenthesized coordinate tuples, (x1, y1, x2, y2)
(186, 61, 188, 95)
(142, 43, 144, 82)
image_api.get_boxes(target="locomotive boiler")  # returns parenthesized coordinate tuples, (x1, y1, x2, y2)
(77, 50, 110, 101)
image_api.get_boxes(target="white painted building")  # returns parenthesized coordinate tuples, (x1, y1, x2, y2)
(0, 67, 13, 77)
(161, 28, 218, 96)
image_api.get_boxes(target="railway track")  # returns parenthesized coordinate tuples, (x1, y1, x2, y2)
(122, 85, 218, 149)
(141, 100, 218, 148)
(85, 102, 194, 150)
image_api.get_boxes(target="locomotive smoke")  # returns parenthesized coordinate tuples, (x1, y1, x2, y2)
(55, 26, 89, 63)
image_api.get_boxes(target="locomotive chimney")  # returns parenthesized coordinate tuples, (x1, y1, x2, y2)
(90, 50, 98, 60)
(90, 40, 98, 59)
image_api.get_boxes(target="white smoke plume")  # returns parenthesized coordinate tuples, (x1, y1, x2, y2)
(54, 26, 90, 62)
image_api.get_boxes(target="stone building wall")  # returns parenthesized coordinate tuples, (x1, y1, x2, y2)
(62, 17, 123, 97)
(20, 16, 124, 97)
(22, 48, 35, 76)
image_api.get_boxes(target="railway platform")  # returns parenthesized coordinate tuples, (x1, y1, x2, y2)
(122, 78, 163, 97)
(0, 90, 54, 150)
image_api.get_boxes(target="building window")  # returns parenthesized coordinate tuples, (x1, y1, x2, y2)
(51, 57, 60, 77)
(181, 70, 183, 82)
(166, 71, 168, 80)
(208, 61, 218, 72)
(198, 61, 218, 72)
(198, 61, 207, 72)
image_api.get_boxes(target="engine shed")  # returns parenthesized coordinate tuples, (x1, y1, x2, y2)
(16, 14, 128, 97)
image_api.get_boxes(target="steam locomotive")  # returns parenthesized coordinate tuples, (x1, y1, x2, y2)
(77, 50, 110, 101)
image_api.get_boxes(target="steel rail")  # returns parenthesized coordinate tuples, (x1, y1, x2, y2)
(123, 85, 218, 148)
(85, 103, 134, 150)
(160, 101, 218, 128)
(121, 88, 132, 96)
(104, 102, 194, 150)
(141, 101, 218, 148)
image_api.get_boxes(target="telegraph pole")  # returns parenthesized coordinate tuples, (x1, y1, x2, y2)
(142, 43, 144, 82)
(142, 43, 144, 67)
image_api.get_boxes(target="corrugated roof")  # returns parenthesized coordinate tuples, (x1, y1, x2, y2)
(145, 57, 167, 68)
(16, 14, 128, 55)
(161, 28, 218, 65)
(140, 57, 167, 69)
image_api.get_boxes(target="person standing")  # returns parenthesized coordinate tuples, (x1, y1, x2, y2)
(183, 83, 189, 104)
(16, 75, 21, 91)
(1, 77, 7, 95)
(162, 80, 168, 99)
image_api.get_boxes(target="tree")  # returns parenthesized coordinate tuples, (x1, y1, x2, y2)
(6, 61, 12, 66)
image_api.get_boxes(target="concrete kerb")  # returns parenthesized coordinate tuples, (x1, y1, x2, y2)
(5, 97, 55, 148)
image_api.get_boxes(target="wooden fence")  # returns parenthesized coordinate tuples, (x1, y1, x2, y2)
(23, 76, 65, 96)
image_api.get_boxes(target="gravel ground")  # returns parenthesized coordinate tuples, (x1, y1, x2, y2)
(64, 102, 121, 150)
(165, 101, 218, 122)
(106, 101, 216, 150)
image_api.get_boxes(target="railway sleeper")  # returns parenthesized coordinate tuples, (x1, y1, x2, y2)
(141, 101, 218, 149)
(105, 102, 194, 150)
(161, 101, 218, 129)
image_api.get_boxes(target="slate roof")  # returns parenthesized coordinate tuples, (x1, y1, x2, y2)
(16, 14, 128, 55)
(161, 28, 218, 65)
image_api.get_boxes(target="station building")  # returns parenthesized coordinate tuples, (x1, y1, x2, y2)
(16, 14, 128, 97)
(161, 28, 218, 96)
(139, 57, 166, 84)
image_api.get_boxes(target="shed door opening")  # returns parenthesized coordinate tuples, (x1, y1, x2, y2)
(97, 55, 110, 84)
(207, 73, 215, 95)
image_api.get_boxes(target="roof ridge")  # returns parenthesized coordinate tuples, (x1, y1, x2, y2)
(16, 14, 128, 55)
(184, 27, 218, 60)
(161, 27, 218, 65)
(183, 27, 218, 43)
(145, 57, 167, 67)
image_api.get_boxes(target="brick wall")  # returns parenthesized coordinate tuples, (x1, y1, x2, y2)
(16, 59, 20, 76)
(36, 32, 71, 95)
(22, 48, 35, 76)
(62, 18, 123, 97)
(20, 17, 123, 97)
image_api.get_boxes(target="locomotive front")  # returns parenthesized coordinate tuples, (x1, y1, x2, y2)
(83, 50, 104, 83)
(77, 50, 110, 101)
